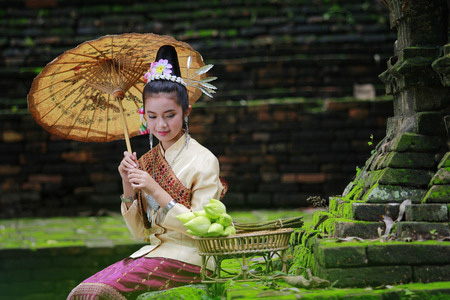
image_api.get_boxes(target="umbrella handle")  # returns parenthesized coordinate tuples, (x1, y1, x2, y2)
(115, 91, 132, 153)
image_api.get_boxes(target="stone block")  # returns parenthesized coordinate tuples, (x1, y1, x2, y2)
(314, 240, 368, 268)
(395, 222, 450, 240)
(334, 220, 384, 239)
(367, 242, 450, 265)
(2, 130, 24, 143)
(422, 185, 450, 203)
(405, 204, 448, 222)
(352, 203, 400, 221)
(429, 168, 450, 185)
(383, 152, 436, 169)
(437, 152, 450, 169)
(363, 184, 425, 204)
(413, 87, 447, 111)
(389, 133, 442, 152)
(378, 168, 433, 187)
(414, 265, 450, 283)
(314, 263, 412, 288)
(416, 112, 446, 137)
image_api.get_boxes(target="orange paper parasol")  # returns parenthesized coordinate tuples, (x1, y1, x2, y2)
(27, 33, 208, 153)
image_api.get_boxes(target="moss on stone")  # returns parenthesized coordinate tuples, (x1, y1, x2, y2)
(422, 185, 450, 203)
(437, 152, 450, 168)
(363, 183, 425, 203)
(378, 168, 433, 186)
(136, 284, 209, 300)
(389, 133, 442, 152)
(383, 151, 436, 169)
(430, 167, 450, 185)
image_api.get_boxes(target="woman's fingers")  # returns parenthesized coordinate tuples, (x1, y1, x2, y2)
(122, 151, 138, 169)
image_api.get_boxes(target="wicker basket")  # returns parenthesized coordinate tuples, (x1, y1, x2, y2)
(194, 228, 293, 256)
(193, 228, 294, 282)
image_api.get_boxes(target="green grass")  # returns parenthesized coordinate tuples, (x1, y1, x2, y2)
(0, 209, 316, 250)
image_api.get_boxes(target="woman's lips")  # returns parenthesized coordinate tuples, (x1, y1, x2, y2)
(157, 131, 169, 136)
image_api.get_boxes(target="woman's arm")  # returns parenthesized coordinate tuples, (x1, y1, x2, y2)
(161, 154, 223, 233)
(118, 151, 139, 209)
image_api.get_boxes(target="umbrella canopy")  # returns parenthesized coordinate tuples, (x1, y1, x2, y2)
(27, 33, 207, 152)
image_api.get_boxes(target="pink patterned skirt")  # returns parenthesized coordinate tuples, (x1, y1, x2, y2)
(67, 257, 204, 300)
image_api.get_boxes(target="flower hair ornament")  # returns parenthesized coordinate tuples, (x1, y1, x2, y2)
(143, 44, 217, 99)
(143, 59, 187, 86)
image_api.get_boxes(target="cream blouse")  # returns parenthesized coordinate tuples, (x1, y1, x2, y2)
(121, 134, 224, 270)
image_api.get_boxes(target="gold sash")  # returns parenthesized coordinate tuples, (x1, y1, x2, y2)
(137, 147, 192, 229)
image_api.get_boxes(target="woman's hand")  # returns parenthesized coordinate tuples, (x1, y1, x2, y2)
(127, 168, 173, 209)
(118, 151, 138, 179)
(127, 168, 159, 196)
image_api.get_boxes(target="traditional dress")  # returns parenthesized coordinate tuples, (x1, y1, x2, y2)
(67, 134, 226, 299)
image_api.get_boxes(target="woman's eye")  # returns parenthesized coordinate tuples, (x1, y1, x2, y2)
(166, 114, 175, 118)
(148, 115, 156, 119)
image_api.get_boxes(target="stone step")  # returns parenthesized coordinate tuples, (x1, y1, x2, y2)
(405, 204, 449, 222)
(332, 219, 449, 240)
(311, 238, 450, 288)
(395, 222, 450, 240)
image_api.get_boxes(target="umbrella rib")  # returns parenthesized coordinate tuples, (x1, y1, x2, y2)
(64, 50, 109, 61)
(83, 42, 110, 60)
(82, 89, 102, 142)
(31, 77, 87, 105)
(64, 85, 100, 141)
(36, 83, 89, 131)
(105, 93, 110, 142)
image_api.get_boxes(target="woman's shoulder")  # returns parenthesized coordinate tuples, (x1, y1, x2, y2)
(187, 138, 219, 164)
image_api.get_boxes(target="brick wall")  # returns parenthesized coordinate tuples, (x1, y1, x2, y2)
(0, 98, 392, 218)
(1, 0, 394, 113)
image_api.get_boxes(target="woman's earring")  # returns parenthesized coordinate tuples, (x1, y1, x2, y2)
(184, 116, 190, 148)
(148, 131, 153, 150)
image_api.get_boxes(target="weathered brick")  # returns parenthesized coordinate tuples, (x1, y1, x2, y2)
(414, 264, 450, 283)
(352, 203, 400, 221)
(389, 133, 442, 152)
(28, 174, 62, 184)
(437, 152, 450, 168)
(422, 185, 450, 203)
(297, 173, 326, 184)
(314, 263, 412, 288)
(383, 152, 437, 169)
(395, 222, 450, 240)
(333, 220, 384, 239)
(314, 240, 368, 268)
(367, 242, 450, 265)
(363, 184, 426, 203)
(405, 204, 448, 222)
(2, 130, 24, 143)
(429, 167, 450, 185)
(378, 168, 433, 187)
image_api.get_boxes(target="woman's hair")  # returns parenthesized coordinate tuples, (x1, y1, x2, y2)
(142, 80, 189, 113)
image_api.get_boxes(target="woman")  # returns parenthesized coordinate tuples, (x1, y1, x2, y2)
(68, 45, 226, 299)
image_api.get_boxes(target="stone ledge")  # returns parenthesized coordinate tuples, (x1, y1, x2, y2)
(334, 220, 384, 239)
(367, 242, 450, 265)
(396, 222, 450, 240)
(414, 265, 450, 283)
(352, 202, 400, 221)
(314, 239, 368, 268)
(314, 263, 412, 288)
(422, 185, 450, 203)
(405, 204, 448, 222)
(308, 238, 450, 288)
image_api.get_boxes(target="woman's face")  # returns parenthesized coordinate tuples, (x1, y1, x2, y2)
(144, 92, 191, 150)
